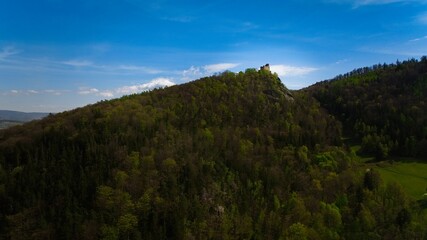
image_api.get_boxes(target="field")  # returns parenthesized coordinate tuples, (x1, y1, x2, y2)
(346, 137, 427, 201)
(374, 160, 427, 200)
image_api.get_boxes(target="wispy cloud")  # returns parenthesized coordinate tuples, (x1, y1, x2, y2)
(270, 65, 318, 77)
(182, 63, 240, 81)
(238, 22, 259, 32)
(61, 60, 165, 75)
(0, 52, 163, 76)
(117, 65, 163, 74)
(219, 20, 260, 34)
(116, 78, 175, 95)
(416, 12, 427, 24)
(98, 91, 114, 98)
(78, 87, 116, 98)
(8, 77, 175, 100)
(78, 77, 176, 99)
(62, 60, 93, 67)
(358, 32, 427, 56)
(5, 89, 67, 96)
(203, 63, 240, 74)
(161, 16, 195, 23)
(327, 0, 427, 7)
(358, 44, 427, 56)
(44, 89, 67, 96)
(0, 46, 20, 61)
(78, 88, 99, 95)
(182, 66, 202, 80)
(356, 0, 411, 5)
(335, 59, 349, 64)
(409, 35, 427, 41)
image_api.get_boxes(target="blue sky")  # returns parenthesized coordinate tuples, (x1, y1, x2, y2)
(1, 0, 427, 112)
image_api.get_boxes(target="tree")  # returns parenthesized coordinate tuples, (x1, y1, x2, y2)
(287, 223, 308, 240)
(363, 169, 381, 191)
(118, 213, 138, 239)
(396, 208, 411, 229)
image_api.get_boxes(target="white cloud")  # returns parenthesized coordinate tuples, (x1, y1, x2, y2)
(203, 63, 240, 74)
(116, 78, 175, 95)
(99, 91, 114, 98)
(63, 60, 93, 67)
(182, 66, 202, 81)
(44, 89, 65, 96)
(409, 35, 427, 41)
(0, 46, 19, 60)
(76, 87, 113, 98)
(335, 59, 349, 64)
(78, 88, 99, 95)
(74, 78, 175, 99)
(327, 0, 427, 7)
(181, 63, 239, 81)
(5, 89, 65, 96)
(270, 65, 318, 77)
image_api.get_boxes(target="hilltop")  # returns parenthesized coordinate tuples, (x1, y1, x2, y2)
(0, 67, 425, 239)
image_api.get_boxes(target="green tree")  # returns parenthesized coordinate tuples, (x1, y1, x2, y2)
(287, 223, 308, 240)
(118, 213, 138, 239)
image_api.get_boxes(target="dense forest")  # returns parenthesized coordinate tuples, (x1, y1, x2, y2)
(306, 57, 427, 160)
(0, 64, 426, 239)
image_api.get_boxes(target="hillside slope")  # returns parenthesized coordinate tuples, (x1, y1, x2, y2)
(0, 69, 424, 239)
(306, 57, 427, 159)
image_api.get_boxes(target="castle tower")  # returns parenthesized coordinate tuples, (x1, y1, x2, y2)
(260, 64, 270, 71)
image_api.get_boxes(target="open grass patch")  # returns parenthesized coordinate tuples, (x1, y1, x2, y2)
(374, 161, 427, 200)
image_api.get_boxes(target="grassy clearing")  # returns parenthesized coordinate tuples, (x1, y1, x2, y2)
(343, 136, 426, 200)
(374, 160, 427, 200)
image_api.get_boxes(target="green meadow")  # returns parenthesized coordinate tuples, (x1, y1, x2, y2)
(374, 160, 427, 200)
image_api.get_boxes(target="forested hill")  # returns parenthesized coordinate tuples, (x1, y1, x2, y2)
(306, 57, 427, 160)
(0, 69, 425, 239)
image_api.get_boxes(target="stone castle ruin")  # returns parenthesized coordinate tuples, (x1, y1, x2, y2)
(260, 64, 270, 71)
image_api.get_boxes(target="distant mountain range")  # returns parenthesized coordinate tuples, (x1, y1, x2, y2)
(0, 110, 49, 129)
(0, 110, 49, 122)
